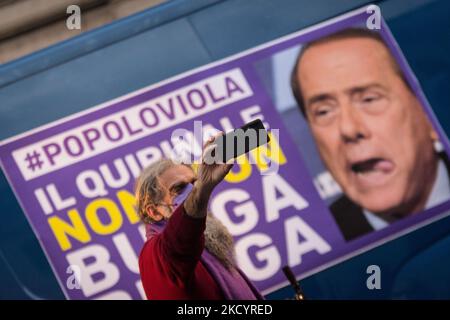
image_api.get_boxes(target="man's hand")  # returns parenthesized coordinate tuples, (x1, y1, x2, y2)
(184, 133, 233, 218)
(196, 133, 234, 194)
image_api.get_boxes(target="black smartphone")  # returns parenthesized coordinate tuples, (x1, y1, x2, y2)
(212, 119, 270, 163)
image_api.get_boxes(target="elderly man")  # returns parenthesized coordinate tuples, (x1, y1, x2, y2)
(290, 28, 450, 241)
(136, 135, 263, 300)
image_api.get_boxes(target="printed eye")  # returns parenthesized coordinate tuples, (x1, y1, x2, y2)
(361, 93, 382, 103)
(314, 106, 332, 117)
(358, 91, 388, 114)
(309, 103, 338, 126)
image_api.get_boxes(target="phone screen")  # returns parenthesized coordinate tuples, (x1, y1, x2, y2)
(213, 119, 270, 163)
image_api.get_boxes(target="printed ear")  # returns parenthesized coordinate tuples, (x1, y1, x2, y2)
(430, 129, 439, 141)
(430, 129, 445, 153)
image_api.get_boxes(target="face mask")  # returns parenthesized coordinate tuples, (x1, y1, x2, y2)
(173, 183, 194, 208)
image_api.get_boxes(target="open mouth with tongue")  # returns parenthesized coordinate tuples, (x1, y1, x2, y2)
(349, 157, 396, 188)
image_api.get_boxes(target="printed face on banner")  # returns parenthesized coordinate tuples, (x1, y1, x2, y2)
(1, 7, 450, 299)
(285, 29, 448, 241)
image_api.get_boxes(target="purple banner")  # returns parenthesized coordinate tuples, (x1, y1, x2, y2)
(1, 6, 450, 299)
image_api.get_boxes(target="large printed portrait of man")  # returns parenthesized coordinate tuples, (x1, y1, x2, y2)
(286, 28, 450, 241)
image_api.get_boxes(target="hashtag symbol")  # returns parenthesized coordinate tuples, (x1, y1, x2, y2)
(25, 150, 44, 171)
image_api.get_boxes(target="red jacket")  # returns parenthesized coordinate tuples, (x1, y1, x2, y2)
(139, 204, 224, 299)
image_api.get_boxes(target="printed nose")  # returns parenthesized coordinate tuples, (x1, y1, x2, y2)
(338, 106, 370, 143)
